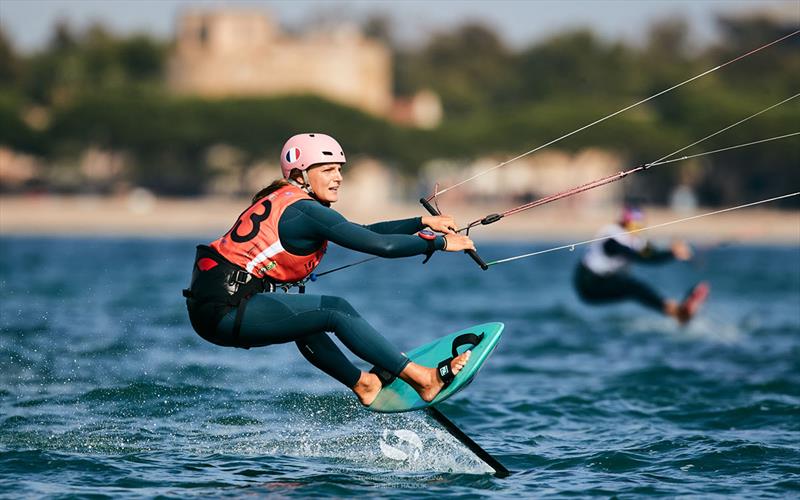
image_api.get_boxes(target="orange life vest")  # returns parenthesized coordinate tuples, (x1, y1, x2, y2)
(210, 185, 327, 283)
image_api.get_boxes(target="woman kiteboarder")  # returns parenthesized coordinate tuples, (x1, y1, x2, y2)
(183, 133, 475, 406)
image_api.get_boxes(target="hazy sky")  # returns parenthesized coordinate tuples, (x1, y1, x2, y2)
(1, 0, 797, 52)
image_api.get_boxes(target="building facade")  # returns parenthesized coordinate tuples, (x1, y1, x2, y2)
(167, 10, 393, 116)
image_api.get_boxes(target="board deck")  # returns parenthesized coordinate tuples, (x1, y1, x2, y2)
(367, 322, 504, 413)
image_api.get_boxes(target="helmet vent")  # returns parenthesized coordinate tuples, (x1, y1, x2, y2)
(322, 151, 333, 156)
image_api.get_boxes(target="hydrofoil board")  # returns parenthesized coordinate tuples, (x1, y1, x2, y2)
(368, 322, 503, 413)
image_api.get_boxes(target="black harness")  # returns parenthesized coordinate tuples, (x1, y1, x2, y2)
(182, 245, 270, 302)
(183, 245, 308, 346)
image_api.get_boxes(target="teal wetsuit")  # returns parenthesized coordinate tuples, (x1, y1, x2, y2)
(189, 198, 446, 388)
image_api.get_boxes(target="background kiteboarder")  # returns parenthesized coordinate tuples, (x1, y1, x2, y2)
(573, 205, 710, 324)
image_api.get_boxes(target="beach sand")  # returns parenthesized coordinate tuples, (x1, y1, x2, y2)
(1, 194, 798, 244)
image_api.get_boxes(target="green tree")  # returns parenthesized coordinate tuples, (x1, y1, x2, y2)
(0, 26, 20, 86)
(397, 23, 517, 116)
(515, 30, 639, 103)
(19, 21, 167, 105)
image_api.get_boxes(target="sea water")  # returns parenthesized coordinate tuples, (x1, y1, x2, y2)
(1, 237, 798, 497)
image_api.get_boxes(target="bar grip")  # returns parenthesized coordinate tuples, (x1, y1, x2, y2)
(419, 198, 489, 270)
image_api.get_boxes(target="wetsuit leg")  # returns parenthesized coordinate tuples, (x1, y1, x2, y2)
(574, 263, 627, 303)
(620, 275, 665, 311)
(574, 263, 665, 311)
(296, 333, 360, 388)
(215, 293, 410, 387)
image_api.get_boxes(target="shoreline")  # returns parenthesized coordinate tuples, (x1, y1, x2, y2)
(1, 195, 799, 243)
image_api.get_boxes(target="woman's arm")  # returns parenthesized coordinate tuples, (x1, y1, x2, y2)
(363, 215, 458, 235)
(283, 201, 444, 258)
(363, 217, 424, 235)
(603, 238, 674, 264)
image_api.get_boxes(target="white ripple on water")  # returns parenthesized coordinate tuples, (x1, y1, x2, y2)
(201, 413, 493, 475)
(624, 314, 742, 344)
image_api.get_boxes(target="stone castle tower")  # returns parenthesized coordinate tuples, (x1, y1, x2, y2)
(167, 10, 393, 116)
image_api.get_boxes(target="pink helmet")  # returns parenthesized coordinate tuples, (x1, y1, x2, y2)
(280, 133, 346, 179)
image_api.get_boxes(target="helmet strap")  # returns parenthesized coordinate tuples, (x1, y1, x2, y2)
(287, 173, 314, 195)
(301, 170, 315, 195)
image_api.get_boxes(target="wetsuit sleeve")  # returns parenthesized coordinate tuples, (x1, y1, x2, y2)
(285, 201, 445, 258)
(363, 217, 424, 235)
(604, 239, 674, 264)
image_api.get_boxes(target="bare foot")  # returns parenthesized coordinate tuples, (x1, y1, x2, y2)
(352, 371, 383, 406)
(678, 282, 710, 324)
(663, 300, 680, 321)
(412, 350, 471, 402)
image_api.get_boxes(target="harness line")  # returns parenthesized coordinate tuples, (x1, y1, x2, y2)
(486, 191, 800, 266)
(457, 94, 799, 233)
(640, 131, 800, 167)
(311, 256, 379, 280)
(644, 93, 799, 168)
(426, 30, 799, 201)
